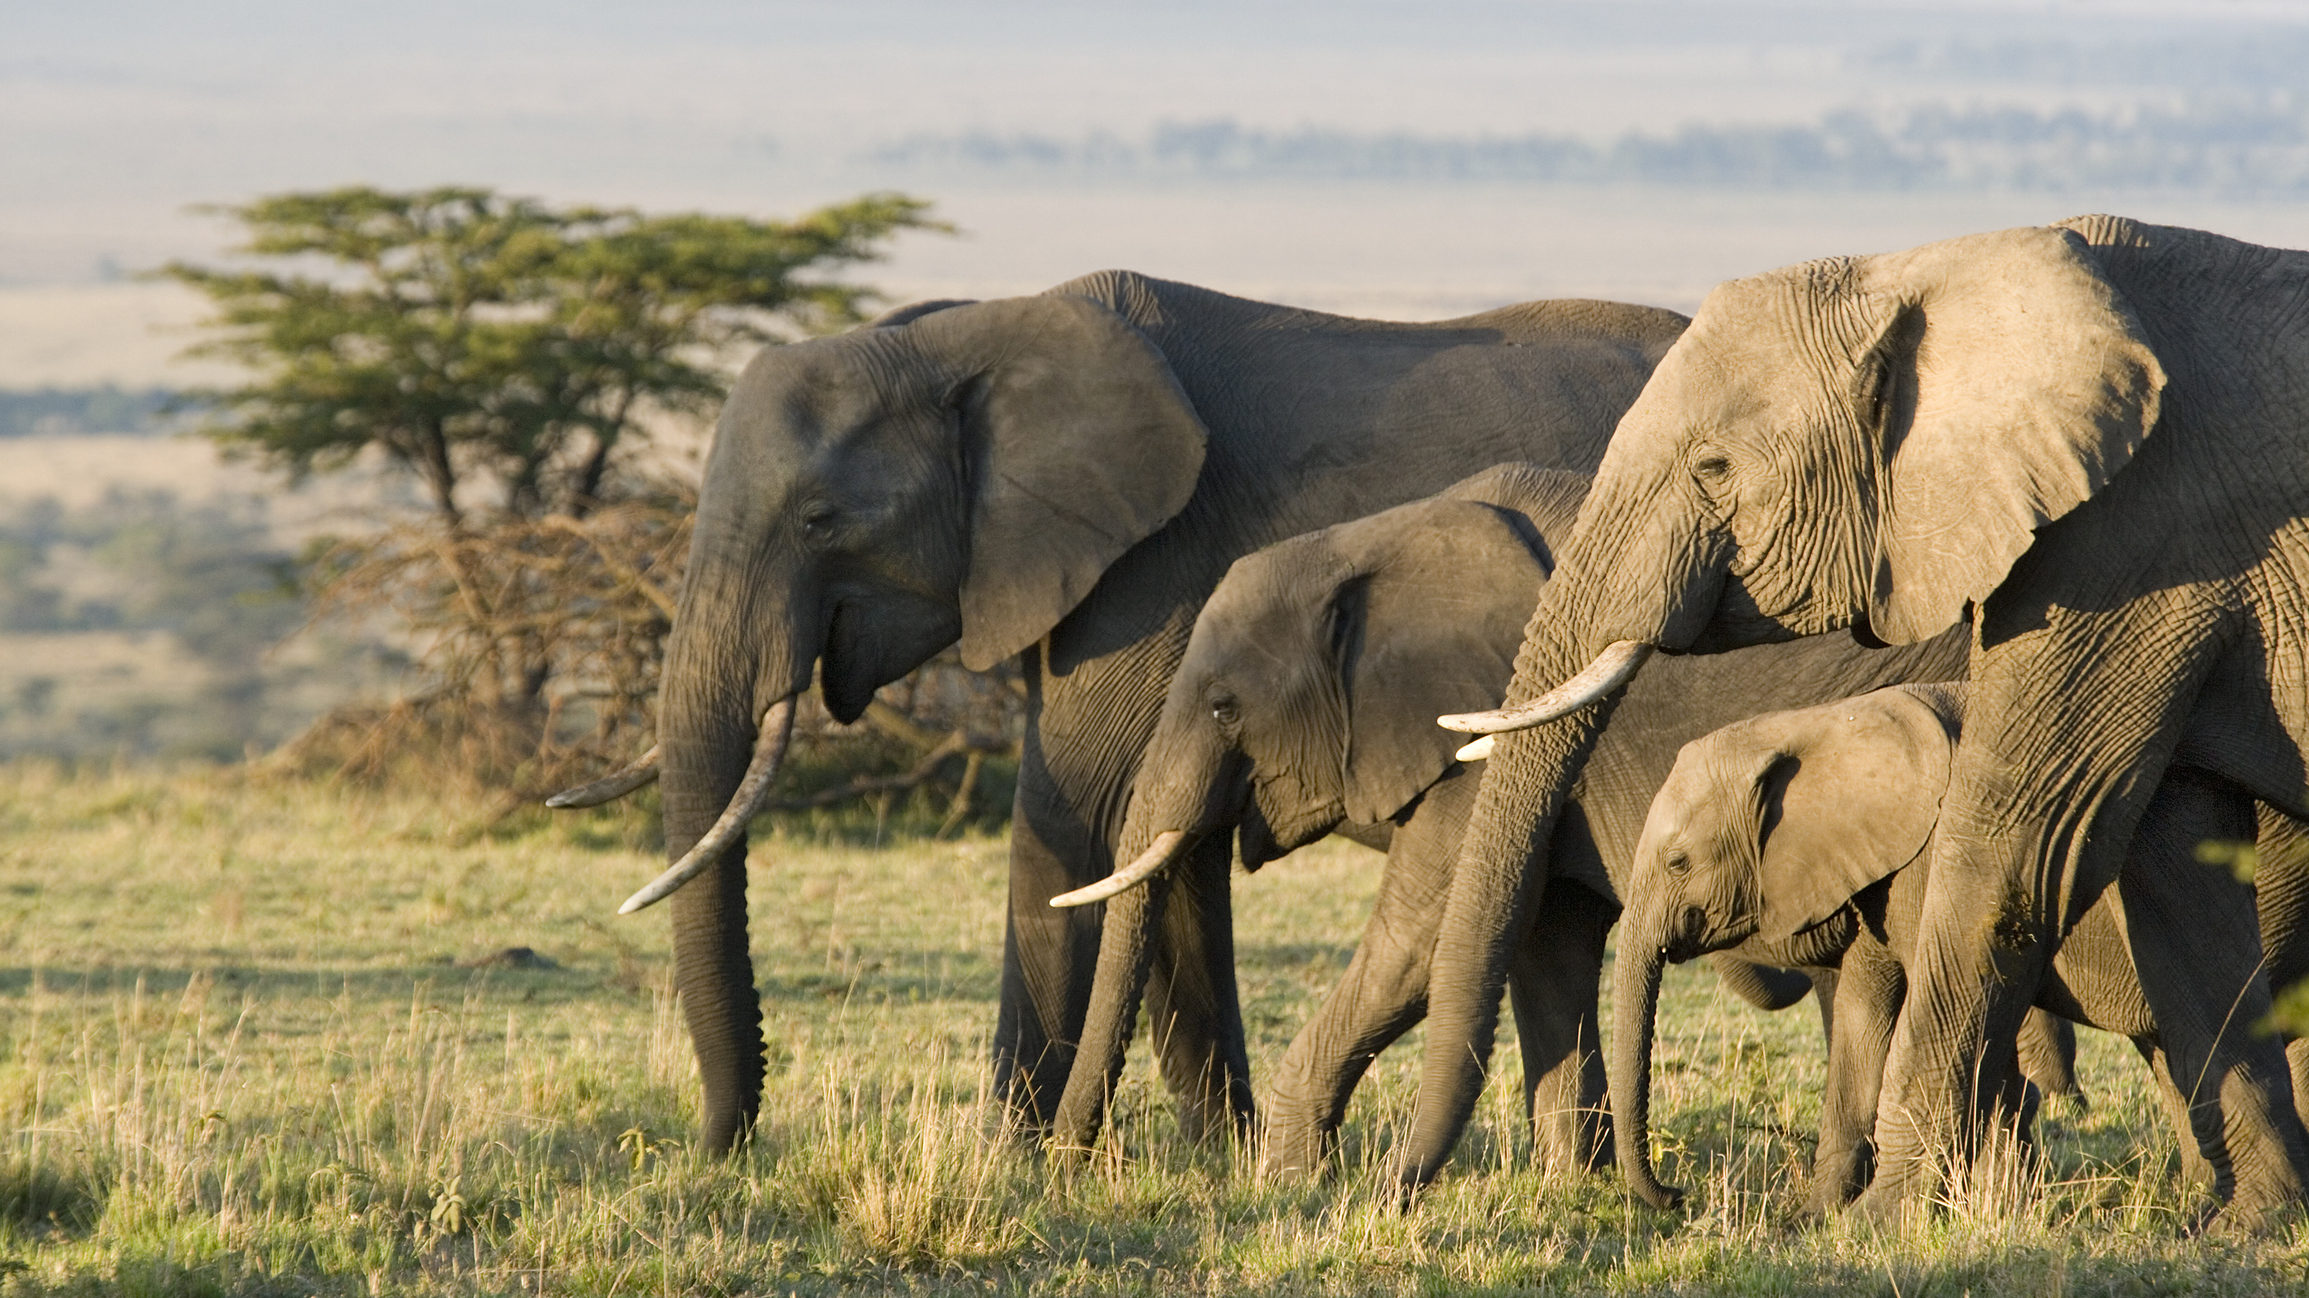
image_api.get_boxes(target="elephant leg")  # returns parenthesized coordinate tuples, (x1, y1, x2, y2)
(1263, 797, 1464, 1177)
(1810, 939, 1901, 1215)
(2016, 1009, 2083, 1109)
(1859, 601, 2217, 1220)
(1509, 881, 1615, 1177)
(2141, 1042, 2218, 1194)
(996, 734, 1110, 1128)
(1143, 831, 1256, 1145)
(2249, 804, 2309, 1134)
(996, 636, 1248, 1133)
(2115, 777, 2309, 1229)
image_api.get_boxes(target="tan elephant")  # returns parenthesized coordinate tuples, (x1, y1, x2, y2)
(1402, 216, 2309, 1224)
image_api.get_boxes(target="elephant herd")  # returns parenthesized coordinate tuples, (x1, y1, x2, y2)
(554, 215, 2309, 1231)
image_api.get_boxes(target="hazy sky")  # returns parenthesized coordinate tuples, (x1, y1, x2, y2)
(7, 0, 2307, 381)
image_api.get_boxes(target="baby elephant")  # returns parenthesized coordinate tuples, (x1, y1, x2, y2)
(1612, 682, 2309, 1228)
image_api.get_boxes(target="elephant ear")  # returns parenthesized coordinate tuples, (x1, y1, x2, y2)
(1331, 497, 1555, 824)
(1754, 688, 1955, 942)
(906, 295, 1210, 670)
(1860, 225, 2166, 645)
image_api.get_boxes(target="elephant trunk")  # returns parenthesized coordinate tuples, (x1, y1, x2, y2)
(1395, 693, 1618, 1193)
(1610, 919, 1685, 1209)
(1047, 840, 1181, 1155)
(1048, 719, 1235, 1154)
(653, 581, 813, 1153)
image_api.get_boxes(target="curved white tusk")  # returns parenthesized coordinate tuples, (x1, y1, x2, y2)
(545, 746, 662, 808)
(1455, 735, 1496, 762)
(1437, 640, 1654, 735)
(1047, 830, 1188, 909)
(618, 699, 796, 916)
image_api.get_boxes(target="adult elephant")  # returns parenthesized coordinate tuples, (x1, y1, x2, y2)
(560, 272, 1689, 1151)
(1046, 463, 1977, 1171)
(1403, 216, 2309, 1218)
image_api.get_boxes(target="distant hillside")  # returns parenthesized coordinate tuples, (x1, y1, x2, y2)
(872, 97, 2309, 197)
(0, 385, 179, 438)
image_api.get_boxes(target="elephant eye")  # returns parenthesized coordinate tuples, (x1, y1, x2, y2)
(1663, 850, 1692, 877)
(1210, 698, 1240, 728)
(798, 505, 837, 539)
(1690, 451, 1732, 488)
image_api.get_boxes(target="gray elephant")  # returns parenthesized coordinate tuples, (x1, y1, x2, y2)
(551, 274, 1691, 1150)
(1043, 462, 1977, 1171)
(1402, 216, 2309, 1220)
(1611, 683, 2309, 1224)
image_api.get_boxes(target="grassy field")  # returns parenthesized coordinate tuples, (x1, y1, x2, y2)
(1, 765, 2305, 1295)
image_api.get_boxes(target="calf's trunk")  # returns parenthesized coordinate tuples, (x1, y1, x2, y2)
(1609, 930, 1684, 1209)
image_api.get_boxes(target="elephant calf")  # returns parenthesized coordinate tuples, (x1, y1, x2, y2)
(1047, 462, 1977, 1175)
(1612, 681, 2309, 1228)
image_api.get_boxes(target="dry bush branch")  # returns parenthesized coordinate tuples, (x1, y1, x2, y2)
(280, 501, 1025, 824)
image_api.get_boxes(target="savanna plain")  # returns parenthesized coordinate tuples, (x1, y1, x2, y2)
(1, 764, 2305, 1296)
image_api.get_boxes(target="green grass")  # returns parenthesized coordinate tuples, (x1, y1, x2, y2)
(0, 764, 2304, 1295)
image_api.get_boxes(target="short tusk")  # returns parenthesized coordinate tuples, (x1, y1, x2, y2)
(1455, 735, 1495, 762)
(1048, 830, 1188, 908)
(618, 698, 796, 916)
(545, 746, 662, 808)
(1437, 640, 1653, 735)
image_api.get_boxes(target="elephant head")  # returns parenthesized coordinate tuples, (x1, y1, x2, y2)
(1044, 465, 1587, 1148)
(1609, 686, 1953, 1207)
(605, 294, 1210, 1150)
(1406, 219, 2168, 1188)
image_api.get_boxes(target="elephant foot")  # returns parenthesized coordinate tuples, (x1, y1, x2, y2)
(2198, 1190, 2306, 1239)
(1532, 1106, 1614, 1179)
(2207, 1169, 2309, 1238)
(1847, 1174, 1928, 1231)
(1390, 1163, 1436, 1213)
(1257, 1119, 1335, 1180)
(1802, 1147, 1873, 1219)
(1172, 1098, 1258, 1156)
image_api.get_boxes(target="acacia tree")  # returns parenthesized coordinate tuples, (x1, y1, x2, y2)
(165, 186, 942, 523)
(165, 186, 965, 783)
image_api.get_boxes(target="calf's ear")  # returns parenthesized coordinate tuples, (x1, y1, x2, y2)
(1333, 499, 1554, 825)
(1755, 690, 1954, 941)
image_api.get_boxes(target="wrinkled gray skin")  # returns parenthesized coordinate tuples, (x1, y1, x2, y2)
(1405, 217, 2309, 1220)
(1050, 462, 1975, 1170)
(654, 274, 1688, 1150)
(1614, 683, 2309, 1225)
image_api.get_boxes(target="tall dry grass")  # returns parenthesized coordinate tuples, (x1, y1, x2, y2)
(0, 763, 2302, 1295)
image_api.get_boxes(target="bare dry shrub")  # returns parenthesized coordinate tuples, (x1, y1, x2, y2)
(277, 496, 1023, 825)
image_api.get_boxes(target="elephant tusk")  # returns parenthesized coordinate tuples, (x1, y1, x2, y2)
(1454, 735, 1495, 762)
(617, 698, 797, 916)
(1047, 830, 1188, 908)
(1437, 640, 1653, 735)
(545, 746, 662, 808)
